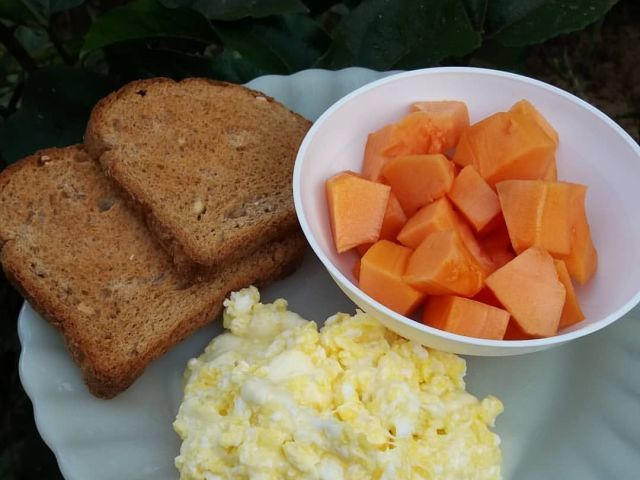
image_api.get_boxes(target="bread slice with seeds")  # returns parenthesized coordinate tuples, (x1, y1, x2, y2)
(0, 146, 305, 398)
(84, 78, 311, 273)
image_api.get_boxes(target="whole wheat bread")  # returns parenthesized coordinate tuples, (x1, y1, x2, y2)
(84, 78, 310, 273)
(0, 146, 306, 398)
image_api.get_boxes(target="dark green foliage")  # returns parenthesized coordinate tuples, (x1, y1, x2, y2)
(0, 66, 114, 161)
(0, 0, 619, 164)
(83, 0, 216, 53)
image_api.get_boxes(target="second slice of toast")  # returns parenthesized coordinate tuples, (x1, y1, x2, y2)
(85, 78, 311, 273)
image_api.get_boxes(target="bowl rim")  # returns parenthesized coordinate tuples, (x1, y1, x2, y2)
(293, 66, 640, 350)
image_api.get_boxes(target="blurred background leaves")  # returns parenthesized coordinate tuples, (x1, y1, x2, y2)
(0, 0, 622, 167)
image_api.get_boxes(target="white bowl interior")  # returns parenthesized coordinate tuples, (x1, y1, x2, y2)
(295, 68, 640, 354)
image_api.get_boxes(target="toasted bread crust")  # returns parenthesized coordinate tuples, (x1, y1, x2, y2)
(84, 78, 311, 273)
(0, 146, 306, 398)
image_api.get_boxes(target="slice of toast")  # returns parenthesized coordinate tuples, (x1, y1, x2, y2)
(0, 146, 306, 398)
(84, 78, 311, 272)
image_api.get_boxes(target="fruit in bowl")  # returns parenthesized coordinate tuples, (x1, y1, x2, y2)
(325, 97, 596, 342)
(293, 67, 640, 356)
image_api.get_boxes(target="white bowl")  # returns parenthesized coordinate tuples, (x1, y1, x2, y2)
(293, 67, 640, 356)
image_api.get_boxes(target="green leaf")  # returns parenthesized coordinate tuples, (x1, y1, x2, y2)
(0, 0, 34, 24)
(0, 66, 114, 164)
(160, 0, 308, 21)
(105, 43, 216, 80)
(319, 0, 481, 70)
(213, 14, 329, 74)
(468, 38, 528, 71)
(48, 0, 85, 13)
(462, 0, 488, 30)
(487, 0, 618, 46)
(0, 0, 84, 23)
(82, 0, 215, 54)
(209, 48, 269, 83)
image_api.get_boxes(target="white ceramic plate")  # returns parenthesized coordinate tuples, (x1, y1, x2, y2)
(19, 68, 640, 480)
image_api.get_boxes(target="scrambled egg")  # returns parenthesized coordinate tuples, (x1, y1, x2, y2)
(174, 287, 503, 480)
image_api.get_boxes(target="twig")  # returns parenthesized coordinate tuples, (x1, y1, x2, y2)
(0, 23, 36, 72)
(7, 82, 24, 112)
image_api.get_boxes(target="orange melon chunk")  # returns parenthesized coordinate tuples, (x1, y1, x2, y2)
(510, 99, 559, 146)
(409, 100, 470, 151)
(554, 259, 585, 329)
(481, 223, 516, 269)
(485, 246, 566, 337)
(422, 295, 510, 340)
(353, 258, 361, 282)
(363, 124, 395, 182)
(397, 197, 457, 249)
(326, 171, 390, 253)
(359, 240, 425, 315)
(354, 192, 407, 256)
(541, 157, 558, 181)
(562, 186, 598, 284)
(448, 165, 502, 234)
(497, 180, 583, 257)
(356, 243, 371, 257)
(382, 154, 455, 215)
(379, 192, 408, 240)
(453, 215, 497, 275)
(503, 321, 536, 340)
(453, 129, 476, 167)
(472, 286, 503, 308)
(403, 230, 485, 296)
(397, 197, 495, 274)
(454, 112, 556, 187)
(382, 112, 446, 156)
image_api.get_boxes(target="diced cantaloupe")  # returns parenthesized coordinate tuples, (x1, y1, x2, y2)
(561, 186, 598, 284)
(422, 295, 510, 340)
(453, 111, 556, 187)
(383, 112, 443, 156)
(481, 223, 516, 269)
(397, 197, 457, 249)
(503, 321, 535, 340)
(453, 215, 497, 275)
(485, 246, 566, 337)
(354, 192, 407, 256)
(363, 124, 395, 182)
(510, 99, 559, 146)
(554, 259, 585, 329)
(472, 286, 503, 308)
(359, 240, 425, 315)
(497, 180, 585, 257)
(409, 100, 470, 151)
(326, 171, 390, 253)
(352, 258, 361, 282)
(403, 230, 485, 296)
(541, 157, 558, 181)
(448, 165, 502, 234)
(379, 192, 407, 240)
(453, 129, 476, 167)
(356, 243, 371, 257)
(382, 154, 455, 215)
(397, 197, 495, 274)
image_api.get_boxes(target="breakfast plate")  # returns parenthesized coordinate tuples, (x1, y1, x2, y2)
(19, 68, 640, 479)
